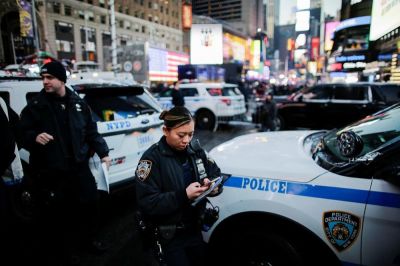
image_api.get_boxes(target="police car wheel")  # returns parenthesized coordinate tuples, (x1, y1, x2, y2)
(196, 110, 216, 130)
(230, 232, 303, 266)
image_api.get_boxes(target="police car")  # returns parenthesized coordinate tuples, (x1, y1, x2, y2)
(205, 103, 400, 266)
(155, 82, 246, 130)
(0, 78, 163, 191)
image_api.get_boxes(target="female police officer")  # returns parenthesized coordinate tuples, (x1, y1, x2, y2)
(135, 106, 221, 266)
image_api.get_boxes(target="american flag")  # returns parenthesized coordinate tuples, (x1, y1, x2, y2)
(149, 47, 189, 82)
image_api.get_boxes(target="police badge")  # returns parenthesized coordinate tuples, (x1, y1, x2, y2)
(323, 211, 361, 252)
(136, 160, 152, 181)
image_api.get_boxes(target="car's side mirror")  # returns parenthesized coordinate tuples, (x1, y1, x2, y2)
(337, 131, 363, 158)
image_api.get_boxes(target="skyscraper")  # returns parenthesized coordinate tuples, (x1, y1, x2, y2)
(192, 0, 264, 36)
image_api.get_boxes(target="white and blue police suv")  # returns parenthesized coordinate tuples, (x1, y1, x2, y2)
(204, 103, 400, 266)
(155, 82, 246, 131)
(0, 78, 163, 192)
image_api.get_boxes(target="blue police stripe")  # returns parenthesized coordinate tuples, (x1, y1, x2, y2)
(224, 176, 400, 209)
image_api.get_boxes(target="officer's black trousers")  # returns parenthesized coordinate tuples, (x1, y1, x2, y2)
(162, 230, 207, 266)
(32, 162, 99, 265)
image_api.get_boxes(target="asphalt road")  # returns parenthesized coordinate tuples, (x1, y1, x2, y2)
(13, 121, 258, 266)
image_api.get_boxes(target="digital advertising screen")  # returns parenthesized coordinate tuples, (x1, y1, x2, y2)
(370, 0, 400, 41)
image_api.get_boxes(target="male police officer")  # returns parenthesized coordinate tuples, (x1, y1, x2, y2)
(19, 61, 111, 265)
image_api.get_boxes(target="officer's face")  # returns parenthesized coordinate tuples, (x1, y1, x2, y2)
(164, 120, 195, 151)
(42, 74, 65, 97)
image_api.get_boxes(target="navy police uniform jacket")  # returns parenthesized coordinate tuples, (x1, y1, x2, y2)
(19, 88, 109, 173)
(135, 136, 221, 226)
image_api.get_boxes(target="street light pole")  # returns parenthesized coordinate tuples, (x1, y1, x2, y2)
(31, 0, 41, 64)
(109, 0, 117, 74)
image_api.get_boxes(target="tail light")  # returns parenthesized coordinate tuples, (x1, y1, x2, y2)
(220, 98, 231, 106)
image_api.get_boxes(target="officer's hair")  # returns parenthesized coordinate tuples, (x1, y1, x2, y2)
(159, 106, 193, 129)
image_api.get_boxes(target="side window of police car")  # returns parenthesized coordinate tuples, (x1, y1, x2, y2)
(158, 89, 173, 97)
(181, 88, 198, 97)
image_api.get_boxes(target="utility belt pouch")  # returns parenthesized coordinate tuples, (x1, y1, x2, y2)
(158, 224, 177, 240)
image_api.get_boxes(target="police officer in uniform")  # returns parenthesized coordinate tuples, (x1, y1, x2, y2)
(135, 106, 221, 266)
(19, 61, 111, 265)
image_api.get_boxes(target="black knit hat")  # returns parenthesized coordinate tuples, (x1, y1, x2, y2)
(40, 61, 67, 83)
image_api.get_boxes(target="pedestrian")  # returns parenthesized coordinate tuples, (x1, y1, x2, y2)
(19, 61, 111, 265)
(261, 92, 277, 132)
(0, 97, 24, 265)
(171, 80, 185, 107)
(135, 106, 222, 266)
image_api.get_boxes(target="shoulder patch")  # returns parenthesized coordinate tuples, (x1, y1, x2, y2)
(136, 160, 152, 182)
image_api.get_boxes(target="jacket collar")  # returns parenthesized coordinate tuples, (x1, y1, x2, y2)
(35, 87, 80, 106)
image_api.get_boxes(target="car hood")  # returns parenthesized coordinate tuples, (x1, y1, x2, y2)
(209, 130, 328, 183)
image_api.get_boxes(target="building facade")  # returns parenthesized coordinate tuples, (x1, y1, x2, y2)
(192, 0, 264, 37)
(0, 0, 184, 69)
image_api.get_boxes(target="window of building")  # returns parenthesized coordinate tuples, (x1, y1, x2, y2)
(53, 2, 60, 13)
(55, 21, 75, 60)
(142, 25, 146, 33)
(124, 21, 131, 30)
(141, 12, 145, 19)
(88, 0, 93, 4)
(99, 0, 105, 8)
(87, 11, 94, 22)
(80, 26, 97, 61)
(118, 5, 123, 13)
(100, 15, 106, 24)
(148, 15, 152, 22)
(140, 0, 144, 6)
(102, 32, 112, 46)
(64, 5, 72, 16)
(148, 1, 152, 8)
(166, 8, 169, 14)
(125, 8, 129, 15)
(119, 20, 124, 28)
(160, 5, 163, 13)
(78, 10, 85, 19)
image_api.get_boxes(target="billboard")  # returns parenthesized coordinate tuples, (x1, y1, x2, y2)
(324, 21, 340, 51)
(370, 0, 400, 41)
(190, 24, 223, 64)
(148, 47, 189, 82)
(223, 33, 247, 63)
(182, 3, 192, 30)
(17, 0, 34, 38)
(295, 10, 310, 32)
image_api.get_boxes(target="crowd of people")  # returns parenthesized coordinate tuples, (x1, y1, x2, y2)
(0, 61, 223, 266)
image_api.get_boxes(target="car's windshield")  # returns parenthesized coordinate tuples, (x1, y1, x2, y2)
(322, 103, 400, 161)
(71, 84, 160, 122)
